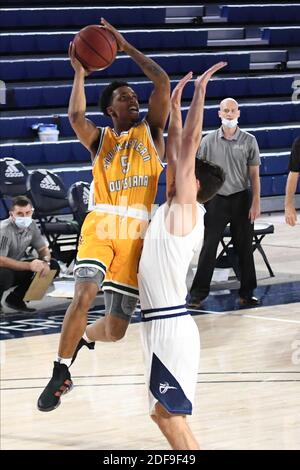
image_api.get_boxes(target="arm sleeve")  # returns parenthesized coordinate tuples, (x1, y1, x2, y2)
(30, 223, 48, 252)
(248, 136, 261, 166)
(289, 137, 300, 172)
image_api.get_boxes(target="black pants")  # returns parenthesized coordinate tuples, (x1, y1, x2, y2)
(0, 269, 34, 302)
(190, 190, 257, 300)
(0, 259, 59, 302)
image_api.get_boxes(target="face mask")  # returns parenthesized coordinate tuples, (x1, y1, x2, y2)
(14, 216, 32, 229)
(222, 118, 238, 128)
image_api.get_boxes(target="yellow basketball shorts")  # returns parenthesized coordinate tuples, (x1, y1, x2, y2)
(75, 211, 147, 298)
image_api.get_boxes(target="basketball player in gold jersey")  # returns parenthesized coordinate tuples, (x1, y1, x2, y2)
(38, 18, 170, 411)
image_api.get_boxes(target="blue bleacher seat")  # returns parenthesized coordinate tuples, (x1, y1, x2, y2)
(238, 102, 300, 127)
(0, 113, 111, 140)
(266, 173, 300, 195)
(249, 126, 300, 150)
(0, 52, 251, 81)
(7, 80, 154, 110)
(0, 140, 89, 166)
(2, 126, 300, 166)
(7, 75, 297, 110)
(2, 102, 300, 140)
(262, 27, 300, 46)
(0, 29, 208, 55)
(0, 6, 167, 28)
(221, 4, 300, 23)
(260, 154, 289, 176)
(271, 175, 288, 195)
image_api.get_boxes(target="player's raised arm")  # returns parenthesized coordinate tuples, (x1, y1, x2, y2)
(175, 62, 227, 205)
(101, 18, 170, 158)
(68, 42, 100, 159)
(166, 72, 193, 199)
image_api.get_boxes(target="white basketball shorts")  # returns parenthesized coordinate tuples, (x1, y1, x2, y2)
(140, 312, 200, 415)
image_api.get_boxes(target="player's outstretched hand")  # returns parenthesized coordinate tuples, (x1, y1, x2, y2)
(68, 42, 91, 76)
(100, 17, 128, 52)
(195, 62, 227, 93)
(171, 71, 193, 106)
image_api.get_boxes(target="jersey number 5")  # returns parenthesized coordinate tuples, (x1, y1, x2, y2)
(121, 156, 130, 174)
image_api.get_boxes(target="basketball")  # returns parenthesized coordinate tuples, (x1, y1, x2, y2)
(73, 25, 117, 71)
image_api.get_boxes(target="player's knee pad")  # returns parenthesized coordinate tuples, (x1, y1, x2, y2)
(104, 291, 138, 321)
(74, 266, 104, 290)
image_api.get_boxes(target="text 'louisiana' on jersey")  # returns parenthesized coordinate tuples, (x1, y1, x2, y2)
(90, 120, 164, 212)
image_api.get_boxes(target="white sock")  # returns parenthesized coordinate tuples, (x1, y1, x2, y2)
(57, 357, 72, 367)
(83, 331, 93, 343)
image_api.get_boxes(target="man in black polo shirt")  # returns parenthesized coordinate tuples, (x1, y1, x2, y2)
(285, 136, 300, 226)
(0, 195, 57, 312)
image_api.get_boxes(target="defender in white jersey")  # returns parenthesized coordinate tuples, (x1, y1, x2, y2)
(138, 63, 226, 450)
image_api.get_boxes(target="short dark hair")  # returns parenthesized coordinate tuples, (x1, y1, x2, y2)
(100, 81, 130, 116)
(195, 159, 225, 203)
(11, 195, 33, 209)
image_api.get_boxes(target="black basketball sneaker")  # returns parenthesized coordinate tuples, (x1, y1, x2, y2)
(37, 362, 73, 412)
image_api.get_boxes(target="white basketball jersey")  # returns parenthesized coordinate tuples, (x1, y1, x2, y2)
(138, 201, 205, 316)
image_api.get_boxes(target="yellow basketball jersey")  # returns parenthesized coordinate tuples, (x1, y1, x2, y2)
(90, 120, 163, 215)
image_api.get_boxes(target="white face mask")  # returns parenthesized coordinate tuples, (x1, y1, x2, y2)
(14, 216, 32, 229)
(221, 117, 238, 129)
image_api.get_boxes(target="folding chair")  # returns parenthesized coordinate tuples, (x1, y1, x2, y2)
(67, 181, 90, 227)
(217, 222, 275, 278)
(67, 180, 91, 256)
(27, 169, 80, 264)
(0, 157, 29, 217)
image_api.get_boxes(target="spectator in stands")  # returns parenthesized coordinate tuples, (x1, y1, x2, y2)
(188, 98, 261, 308)
(0, 196, 58, 313)
(285, 136, 300, 226)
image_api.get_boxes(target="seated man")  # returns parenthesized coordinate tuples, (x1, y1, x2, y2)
(0, 195, 58, 313)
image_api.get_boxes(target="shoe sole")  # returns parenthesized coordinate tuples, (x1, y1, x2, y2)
(37, 381, 74, 412)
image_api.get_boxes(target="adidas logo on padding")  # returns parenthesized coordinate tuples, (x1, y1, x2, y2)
(40, 175, 60, 191)
(5, 163, 24, 178)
